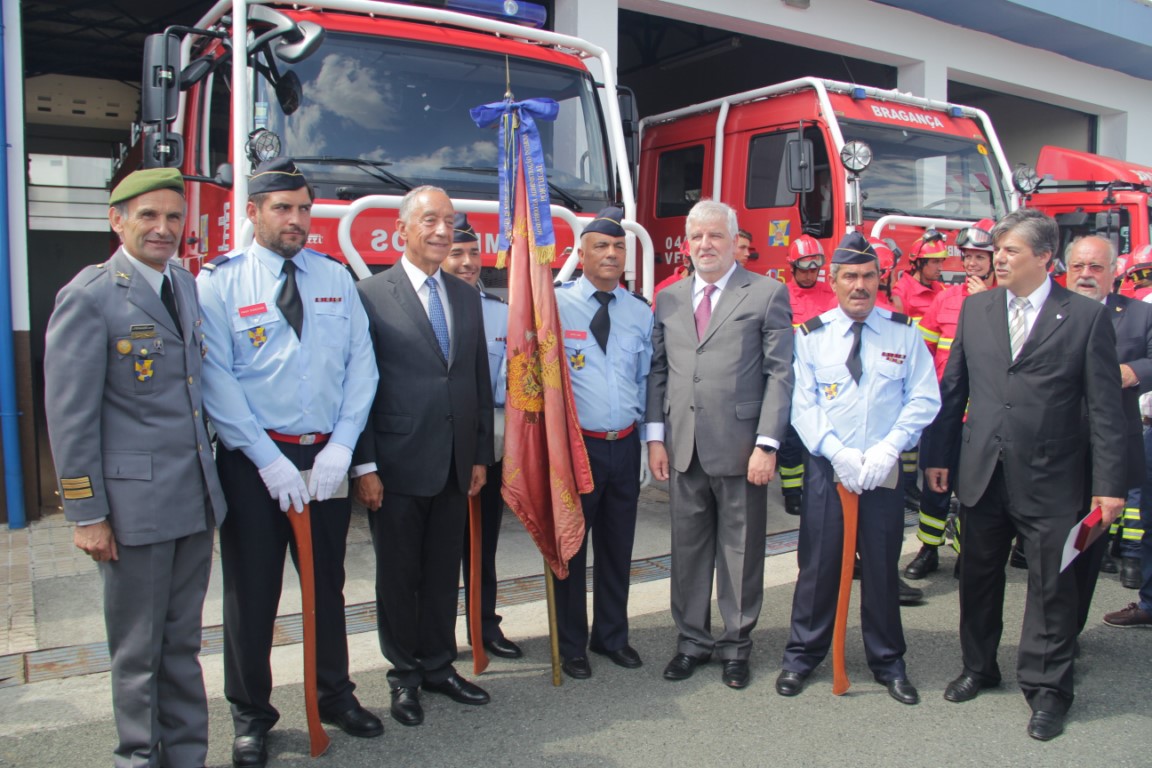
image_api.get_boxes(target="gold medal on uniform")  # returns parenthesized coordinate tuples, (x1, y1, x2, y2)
(116, 339, 132, 355)
(135, 359, 154, 381)
(823, 382, 839, 400)
(568, 351, 585, 370)
(248, 327, 267, 348)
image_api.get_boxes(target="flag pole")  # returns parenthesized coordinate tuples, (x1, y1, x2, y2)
(832, 483, 859, 696)
(468, 495, 490, 675)
(544, 556, 563, 686)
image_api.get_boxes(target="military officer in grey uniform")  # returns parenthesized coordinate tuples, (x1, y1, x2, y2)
(44, 167, 227, 768)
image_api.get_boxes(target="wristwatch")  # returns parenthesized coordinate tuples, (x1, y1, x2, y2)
(756, 445, 777, 454)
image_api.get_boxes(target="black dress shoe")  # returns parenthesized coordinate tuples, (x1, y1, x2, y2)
(784, 495, 802, 516)
(722, 660, 750, 689)
(562, 656, 592, 679)
(1027, 710, 1065, 741)
(389, 687, 423, 726)
(319, 704, 383, 738)
(231, 735, 268, 768)
(483, 636, 524, 659)
(424, 673, 490, 705)
(1100, 553, 1119, 574)
(591, 644, 642, 669)
(663, 653, 707, 681)
(904, 545, 939, 580)
(775, 670, 808, 696)
(883, 677, 920, 705)
(899, 578, 924, 606)
(1121, 556, 1141, 589)
(943, 673, 999, 703)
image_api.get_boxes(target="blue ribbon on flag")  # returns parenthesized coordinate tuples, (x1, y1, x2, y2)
(470, 98, 559, 260)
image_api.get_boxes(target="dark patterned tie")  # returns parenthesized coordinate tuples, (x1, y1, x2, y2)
(426, 277, 450, 359)
(278, 259, 304, 338)
(590, 291, 614, 353)
(161, 275, 182, 337)
(846, 321, 864, 384)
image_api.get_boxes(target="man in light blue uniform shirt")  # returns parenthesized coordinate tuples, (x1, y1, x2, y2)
(443, 213, 522, 660)
(554, 206, 653, 680)
(197, 158, 381, 767)
(777, 232, 940, 706)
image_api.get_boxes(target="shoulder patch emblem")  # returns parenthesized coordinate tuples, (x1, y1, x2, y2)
(888, 312, 913, 326)
(800, 315, 825, 336)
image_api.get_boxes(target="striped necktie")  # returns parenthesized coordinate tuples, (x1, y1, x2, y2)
(1009, 296, 1029, 359)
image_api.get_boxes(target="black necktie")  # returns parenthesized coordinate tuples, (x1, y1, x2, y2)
(278, 259, 304, 338)
(161, 275, 182, 337)
(590, 291, 614, 353)
(846, 321, 864, 384)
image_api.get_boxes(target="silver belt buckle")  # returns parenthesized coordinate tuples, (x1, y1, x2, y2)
(299, 433, 318, 445)
(605, 430, 620, 441)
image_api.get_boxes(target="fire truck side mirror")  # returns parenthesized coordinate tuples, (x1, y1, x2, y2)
(786, 138, 815, 194)
(141, 33, 181, 125)
(617, 86, 639, 177)
(274, 21, 326, 64)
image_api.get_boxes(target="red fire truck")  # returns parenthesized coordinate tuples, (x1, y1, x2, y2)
(120, 0, 652, 290)
(1014, 145, 1152, 293)
(636, 78, 1018, 285)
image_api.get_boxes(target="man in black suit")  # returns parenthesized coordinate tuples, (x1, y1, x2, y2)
(1065, 235, 1152, 629)
(923, 209, 1127, 741)
(352, 186, 494, 728)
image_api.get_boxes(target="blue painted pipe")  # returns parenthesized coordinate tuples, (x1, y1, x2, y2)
(0, 16, 26, 528)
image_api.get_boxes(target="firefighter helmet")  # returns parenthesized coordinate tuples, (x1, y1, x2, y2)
(788, 234, 825, 270)
(868, 236, 897, 279)
(909, 228, 947, 265)
(955, 218, 996, 252)
(1127, 245, 1152, 283)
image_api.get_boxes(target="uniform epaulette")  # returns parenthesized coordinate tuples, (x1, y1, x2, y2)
(799, 315, 825, 336)
(888, 312, 914, 326)
(481, 292, 506, 304)
(78, 263, 108, 286)
(630, 291, 652, 307)
(201, 254, 233, 272)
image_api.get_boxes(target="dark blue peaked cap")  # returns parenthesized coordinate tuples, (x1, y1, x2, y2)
(453, 213, 478, 243)
(248, 157, 308, 195)
(832, 231, 878, 265)
(583, 206, 626, 237)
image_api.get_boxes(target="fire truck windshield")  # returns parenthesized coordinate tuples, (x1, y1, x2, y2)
(254, 30, 613, 211)
(841, 120, 1008, 222)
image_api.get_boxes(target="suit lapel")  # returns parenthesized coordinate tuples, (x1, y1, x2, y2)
(700, 269, 749, 346)
(1016, 283, 1070, 362)
(172, 269, 197, 344)
(669, 277, 699, 344)
(984, 287, 1013, 365)
(386, 265, 446, 365)
(113, 250, 180, 338)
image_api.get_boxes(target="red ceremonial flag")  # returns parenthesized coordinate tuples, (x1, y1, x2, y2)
(500, 159, 593, 580)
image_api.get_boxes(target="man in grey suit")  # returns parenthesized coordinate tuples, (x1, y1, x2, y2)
(44, 168, 226, 768)
(647, 199, 794, 689)
(352, 186, 494, 726)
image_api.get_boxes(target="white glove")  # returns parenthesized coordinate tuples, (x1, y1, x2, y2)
(257, 454, 311, 513)
(858, 442, 900, 491)
(830, 447, 865, 494)
(308, 443, 353, 502)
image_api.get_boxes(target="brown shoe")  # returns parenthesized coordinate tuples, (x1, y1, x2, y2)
(1103, 603, 1152, 628)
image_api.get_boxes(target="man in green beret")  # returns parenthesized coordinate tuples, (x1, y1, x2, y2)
(44, 167, 226, 768)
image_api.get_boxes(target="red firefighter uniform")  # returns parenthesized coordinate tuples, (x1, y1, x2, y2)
(917, 282, 977, 382)
(787, 279, 835, 326)
(891, 271, 942, 323)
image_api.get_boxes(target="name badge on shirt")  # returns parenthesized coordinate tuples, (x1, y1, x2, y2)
(239, 303, 268, 318)
(564, 330, 588, 340)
